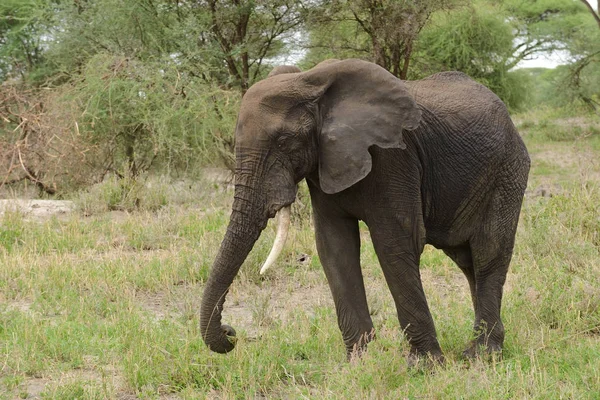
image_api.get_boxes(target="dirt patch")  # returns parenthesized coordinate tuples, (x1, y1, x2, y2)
(225, 277, 334, 338)
(4, 298, 33, 313)
(421, 268, 469, 299)
(135, 258, 473, 345)
(136, 272, 333, 340)
(533, 148, 576, 170)
(22, 377, 47, 399)
(534, 145, 599, 173)
(16, 367, 125, 400)
(528, 144, 600, 197)
(0, 199, 75, 220)
(526, 183, 564, 198)
(9, 366, 182, 400)
(554, 117, 600, 130)
(137, 285, 199, 322)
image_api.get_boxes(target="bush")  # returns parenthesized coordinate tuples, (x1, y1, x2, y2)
(72, 54, 239, 176)
(76, 175, 172, 214)
(415, 1, 533, 111)
(0, 54, 240, 195)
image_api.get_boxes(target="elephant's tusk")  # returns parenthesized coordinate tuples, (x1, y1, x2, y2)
(260, 206, 291, 275)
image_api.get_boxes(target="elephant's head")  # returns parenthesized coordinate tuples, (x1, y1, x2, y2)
(200, 59, 421, 353)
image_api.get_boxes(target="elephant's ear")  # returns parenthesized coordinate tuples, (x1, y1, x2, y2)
(299, 59, 421, 194)
(268, 65, 301, 77)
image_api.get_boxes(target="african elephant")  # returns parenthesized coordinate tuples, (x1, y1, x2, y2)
(200, 59, 530, 362)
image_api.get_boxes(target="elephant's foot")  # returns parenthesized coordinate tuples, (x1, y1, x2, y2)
(462, 340, 502, 360)
(407, 348, 445, 369)
(463, 322, 504, 360)
(346, 329, 376, 361)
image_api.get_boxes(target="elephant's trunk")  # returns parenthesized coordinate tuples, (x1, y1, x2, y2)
(200, 193, 267, 353)
(260, 206, 291, 275)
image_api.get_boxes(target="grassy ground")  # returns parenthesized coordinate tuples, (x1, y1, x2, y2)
(1, 110, 600, 399)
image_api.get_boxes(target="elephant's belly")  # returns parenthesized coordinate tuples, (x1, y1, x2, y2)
(424, 229, 470, 250)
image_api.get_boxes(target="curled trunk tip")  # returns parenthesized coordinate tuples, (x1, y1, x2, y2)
(260, 206, 291, 275)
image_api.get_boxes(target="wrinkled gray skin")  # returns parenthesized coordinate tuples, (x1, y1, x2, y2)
(200, 59, 530, 362)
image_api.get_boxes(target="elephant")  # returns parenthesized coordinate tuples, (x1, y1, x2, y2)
(200, 59, 530, 363)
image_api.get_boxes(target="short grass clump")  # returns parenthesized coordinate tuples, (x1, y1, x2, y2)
(2, 114, 600, 398)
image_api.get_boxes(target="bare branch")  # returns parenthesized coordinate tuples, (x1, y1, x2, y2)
(579, 0, 600, 30)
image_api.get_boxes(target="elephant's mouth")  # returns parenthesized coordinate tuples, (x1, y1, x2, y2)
(267, 201, 293, 219)
(266, 182, 298, 219)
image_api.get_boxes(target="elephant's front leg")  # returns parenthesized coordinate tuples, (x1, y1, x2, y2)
(369, 220, 444, 363)
(313, 208, 374, 359)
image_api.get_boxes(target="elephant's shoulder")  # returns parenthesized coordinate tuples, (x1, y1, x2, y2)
(407, 72, 502, 109)
(416, 72, 489, 93)
(423, 71, 472, 82)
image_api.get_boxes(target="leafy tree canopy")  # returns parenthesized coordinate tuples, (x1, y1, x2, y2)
(1, 0, 599, 193)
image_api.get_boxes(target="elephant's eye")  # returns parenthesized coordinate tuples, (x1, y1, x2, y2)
(276, 134, 293, 150)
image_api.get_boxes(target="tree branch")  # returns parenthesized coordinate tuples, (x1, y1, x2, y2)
(207, 0, 243, 84)
(579, 0, 600, 30)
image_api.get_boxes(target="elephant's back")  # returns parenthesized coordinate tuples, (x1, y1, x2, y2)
(406, 71, 524, 159)
(404, 74, 529, 246)
(405, 72, 507, 132)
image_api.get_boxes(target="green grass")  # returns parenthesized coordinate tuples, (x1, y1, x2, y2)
(2, 115, 600, 398)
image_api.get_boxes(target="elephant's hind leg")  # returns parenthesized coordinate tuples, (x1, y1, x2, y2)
(463, 192, 524, 358)
(443, 246, 476, 314)
(463, 246, 511, 358)
(444, 244, 504, 357)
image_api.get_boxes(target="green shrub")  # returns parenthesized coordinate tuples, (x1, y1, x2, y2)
(72, 54, 239, 176)
(76, 175, 169, 214)
(0, 212, 24, 252)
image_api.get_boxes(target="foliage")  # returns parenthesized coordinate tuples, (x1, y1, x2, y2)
(525, 63, 600, 109)
(305, 0, 597, 111)
(0, 0, 53, 82)
(20, 0, 310, 93)
(0, 0, 315, 193)
(1, 0, 600, 193)
(508, 0, 600, 110)
(416, 3, 513, 77)
(305, 0, 460, 78)
(71, 53, 239, 175)
(416, 2, 542, 110)
(301, 16, 368, 68)
(501, 0, 590, 67)
(0, 54, 239, 193)
(564, 9, 600, 111)
(196, 0, 309, 92)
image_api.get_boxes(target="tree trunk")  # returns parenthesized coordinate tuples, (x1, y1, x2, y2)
(400, 42, 413, 80)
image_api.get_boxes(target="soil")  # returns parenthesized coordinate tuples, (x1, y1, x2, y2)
(0, 199, 75, 220)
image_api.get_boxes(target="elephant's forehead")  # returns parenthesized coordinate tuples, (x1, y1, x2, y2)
(236, 109, 285, 142)
(239, 88, 293, 127)
(243, 85, 296, 112)
(237, 104, 285, 144)
(239, 92, 287, 123)
(237, 77, 307, 145)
